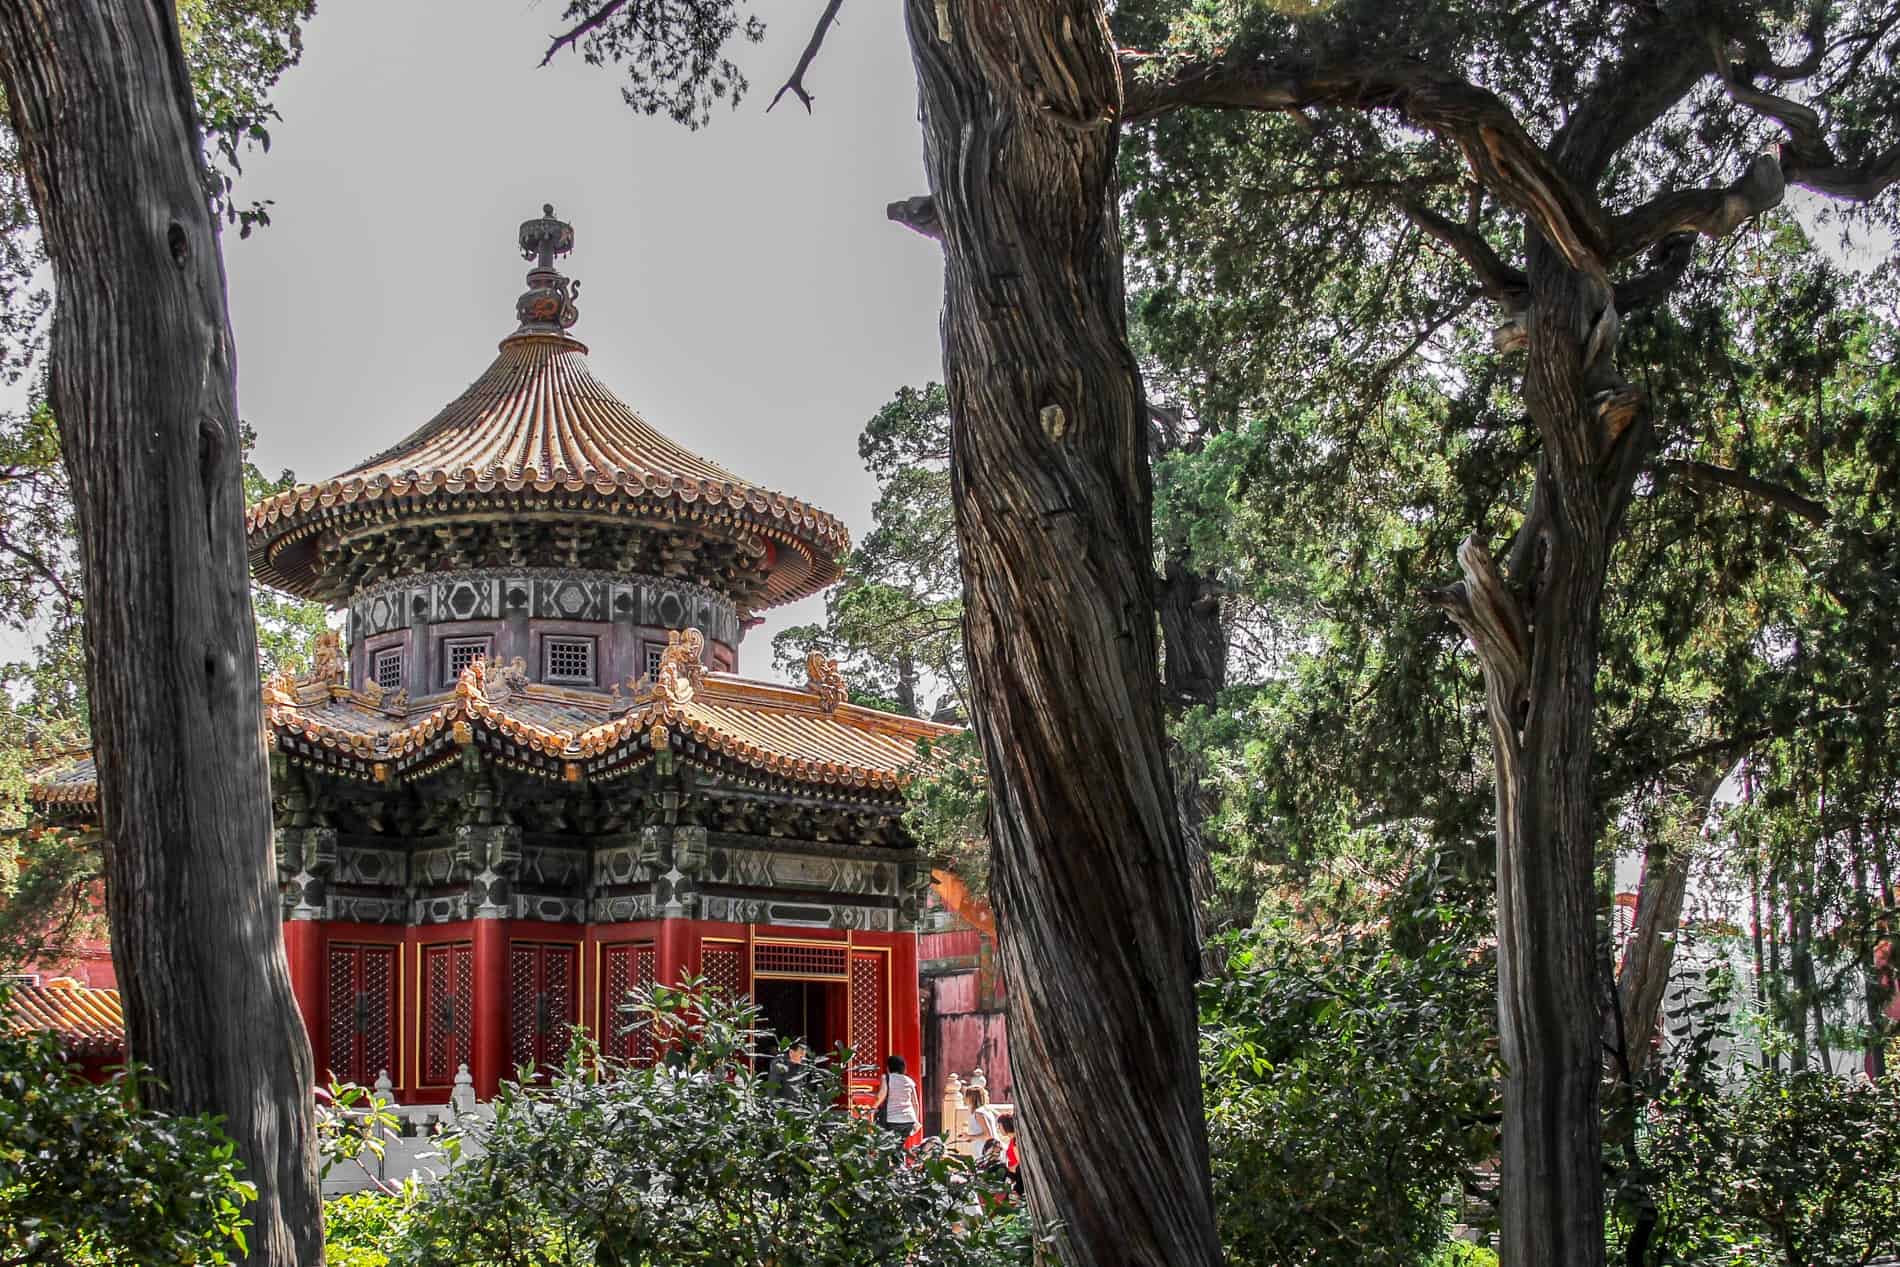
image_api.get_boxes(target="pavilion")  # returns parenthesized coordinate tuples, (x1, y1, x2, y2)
(26, 206, 952, 1105)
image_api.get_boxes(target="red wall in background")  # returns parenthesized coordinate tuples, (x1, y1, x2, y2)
(921, 918, 1013, 1129)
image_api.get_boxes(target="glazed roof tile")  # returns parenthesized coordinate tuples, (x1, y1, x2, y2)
(27, 752, 98, 806)
(32, 666, 959, 808)
(4, 980, 124, 1056)
(247, 334, 847, 608)
(334, 334, 748, 490)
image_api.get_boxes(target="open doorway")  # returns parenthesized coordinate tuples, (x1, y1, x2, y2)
(754, 976, 847, 1065)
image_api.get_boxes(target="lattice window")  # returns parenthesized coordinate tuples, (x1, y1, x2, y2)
(325, 943, 397, 1087)
(643, 644, 665, 680)
(442, 637, 491, 686)
(849, 953, 887, 1077)
(542, 637, 595, 685)
(753, 941, 848, 980)
(508, 946, 537, 1073)
(422, 942, 474, 1086)
(509, 942, 579, 1078)
(701, 942, 745, 998)
(372, 647, 404, 692)
(326, 947, 353, 1085)
(601, 942, 658, 1066)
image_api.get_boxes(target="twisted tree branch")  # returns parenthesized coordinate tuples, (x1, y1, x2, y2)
(768, 0, 846, 113)
(1551, 11, 1715, 183)
(1397, 197, 1526, 303)
(1119, 52, 1610, 272)
(1609, 151, 1785, 258)
(541, 0, 626, 67)
(1427, 534, 1531, 727)
(1781, 142, 1900, 203)
(1657, 459, 1830, 525)
(1611, 233, 1696, 314)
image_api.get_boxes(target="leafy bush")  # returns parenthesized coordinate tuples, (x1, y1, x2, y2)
(0, 1019, 255, 1265)
(1424, 1241, 1498, 1267)
(1200, 922, 1499, 1267)
(325, 1190, 412, 1267)
(1642, 1062, 1900, 1266)
(401, 979, 1033, 1267)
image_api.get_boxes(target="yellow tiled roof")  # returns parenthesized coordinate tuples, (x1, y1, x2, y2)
(245, 333, 848, 607)
(4, 980, 124, 1056)
(31, 664, 958, 808)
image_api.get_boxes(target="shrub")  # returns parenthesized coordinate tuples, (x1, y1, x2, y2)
(1425, 1240, 1499, 1267)
(400, 979, 1033, 1267)
(1643, 1063, 1900, 1266)
(325, 1190, 413, 1267)
(0, 1018, 255, 1265)
(1200, 923, 1499, 1267)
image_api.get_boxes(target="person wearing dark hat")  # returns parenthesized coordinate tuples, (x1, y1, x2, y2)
(766, 1037, 811, 1101)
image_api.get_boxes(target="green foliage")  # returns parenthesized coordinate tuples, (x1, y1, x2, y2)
(317, 1079, 405, 1192)
(904, 731, 991, 898)
(176, 0, 316, 236)
(546, 0, 766, 129)
(401, 979, 1032, 1267)
(775, 383, 965, 720)
(1638, 1048, 1900, 1265)
(0, 1016, 256, 1265)
(325, 1191, 415, 1267)
(1424, 1242, 1498, 1267)
(0, 825, 102, 973)
(1200, 915, 1500, 1267)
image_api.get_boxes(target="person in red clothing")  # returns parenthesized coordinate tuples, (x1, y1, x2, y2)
(996, 1112, 1022, 1195)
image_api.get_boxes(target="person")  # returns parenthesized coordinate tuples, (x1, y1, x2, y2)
(766, 1037, 811, 1101)
(871, 1053, 918, 1141)
(961, 1084, 1001, 1155)
(995, 1112, 1022, 1195)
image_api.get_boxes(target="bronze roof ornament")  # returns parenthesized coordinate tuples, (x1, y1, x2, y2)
(513, 202, 580, 336)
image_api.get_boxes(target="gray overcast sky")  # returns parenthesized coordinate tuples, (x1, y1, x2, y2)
(223, 1, 943, 684)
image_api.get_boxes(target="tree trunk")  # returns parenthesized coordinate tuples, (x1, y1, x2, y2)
(902, 3, 1224, 1263)
(0, 4, 322, 1263)
(1435, 243, 1646, 1267)
(1158, 553, 1228, 954)
(1157, 554, 1225, 708)
(896, 650, 919, 717)
(1614, 764, 1726, 1078)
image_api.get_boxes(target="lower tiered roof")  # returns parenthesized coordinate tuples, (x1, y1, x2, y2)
(29, 645, 956, 812)
(2, 979, 124, 1060)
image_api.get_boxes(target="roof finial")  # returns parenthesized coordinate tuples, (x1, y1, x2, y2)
(512, 203, 579, 336)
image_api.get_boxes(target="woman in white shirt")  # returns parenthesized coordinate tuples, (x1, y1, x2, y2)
(872, 1054, 919, 1142)
(962, 1084, 1001, 1155)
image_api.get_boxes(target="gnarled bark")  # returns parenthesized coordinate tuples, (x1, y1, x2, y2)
(1429, 247, 1652, 1267)
(903, 2, 1223, 1262)
(1157, 555, 1226, 709)
(0, 3, 321, 1263)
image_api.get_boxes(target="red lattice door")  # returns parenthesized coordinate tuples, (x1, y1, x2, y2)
(847, 951, 889, 1101)
(325, 943, 398, 1088)
(600, 942, 657, 1065)
(700, 940, 747, 998)
(421, 942, 474, 1086)
(509, 942, 579, 1079)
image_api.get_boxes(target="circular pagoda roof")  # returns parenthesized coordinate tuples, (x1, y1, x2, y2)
(246, 207, 848, 611)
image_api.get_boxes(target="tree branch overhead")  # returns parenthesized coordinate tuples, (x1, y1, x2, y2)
(769, 0, 846, 113)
